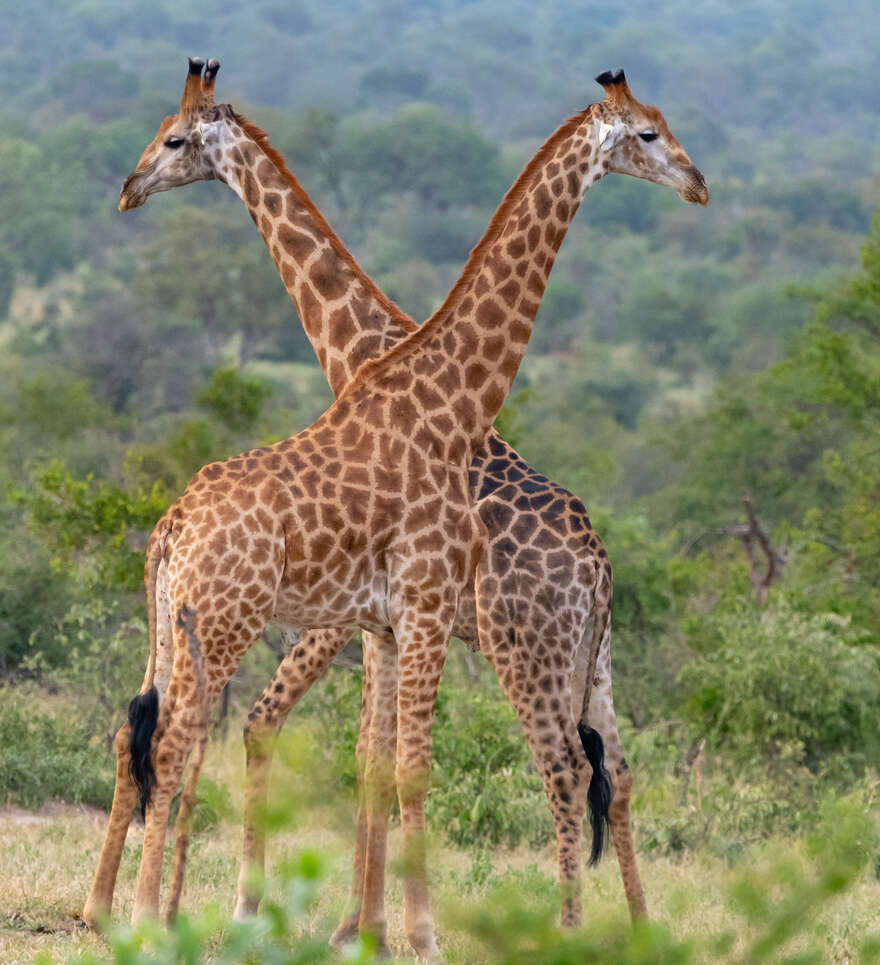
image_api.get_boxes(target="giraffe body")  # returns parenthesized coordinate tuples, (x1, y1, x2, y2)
(86, 60, 706, 953)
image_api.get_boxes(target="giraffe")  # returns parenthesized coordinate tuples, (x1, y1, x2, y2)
(85, 58, 707, 958)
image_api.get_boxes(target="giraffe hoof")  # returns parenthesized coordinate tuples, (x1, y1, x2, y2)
(328, 913, 359, 948)
(81, 903, 108, 933)
(232, 896, 259, 923)
(407, 926, 442, 964)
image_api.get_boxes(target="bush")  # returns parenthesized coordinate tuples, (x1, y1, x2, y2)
(0, 692, 114, 809)
(429, 671, 553, 849)
(680, 599, 880, 779)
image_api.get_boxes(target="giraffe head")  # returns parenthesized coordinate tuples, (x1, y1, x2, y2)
(590, 69, 709, 205)
(119, 57, 231, 211)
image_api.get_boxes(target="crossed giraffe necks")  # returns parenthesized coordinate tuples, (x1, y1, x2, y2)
(223, 107, 601, 461)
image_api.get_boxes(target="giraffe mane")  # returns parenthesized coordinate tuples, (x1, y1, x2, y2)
(343, 106, 593, 395)
(231, 109, 417, 334)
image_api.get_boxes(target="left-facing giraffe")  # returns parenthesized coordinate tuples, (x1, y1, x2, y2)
(84, 57, 707, 958)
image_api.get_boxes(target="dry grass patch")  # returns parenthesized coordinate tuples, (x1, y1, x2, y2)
(1, 736, 877, 964)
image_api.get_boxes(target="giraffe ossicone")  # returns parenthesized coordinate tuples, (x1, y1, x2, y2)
(87, 57, 707, 956)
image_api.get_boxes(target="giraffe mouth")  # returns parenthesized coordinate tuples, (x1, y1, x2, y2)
(678, 168, 709, 205)
(118, 173, 148, 211)
(118, 193, 144, 212)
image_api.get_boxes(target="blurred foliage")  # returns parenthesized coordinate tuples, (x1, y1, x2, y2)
(60, 850, 378, 965)
(31, 786, 876, 963)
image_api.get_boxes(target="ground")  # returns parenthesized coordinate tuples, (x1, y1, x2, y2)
(1, 738, 877, 964)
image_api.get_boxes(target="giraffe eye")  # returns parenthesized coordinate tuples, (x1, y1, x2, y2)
(638, 131, 659, 143)
(164, 136, 185, 149)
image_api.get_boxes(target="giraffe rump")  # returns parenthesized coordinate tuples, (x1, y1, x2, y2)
(578, 722, 613, 866)
(128, 687, 159, 818)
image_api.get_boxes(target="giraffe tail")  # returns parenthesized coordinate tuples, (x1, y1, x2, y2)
(578, 604, 614, 867)
(129, 687, 159, 818)
(128, 523, 168, 817)
(578, 721, 613, 866)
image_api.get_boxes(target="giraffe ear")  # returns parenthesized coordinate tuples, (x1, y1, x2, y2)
(597, 120, 622, 152)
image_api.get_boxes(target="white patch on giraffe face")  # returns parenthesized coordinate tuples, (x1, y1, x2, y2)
(194, 118, 245, 199)
(223, 165, 246, 202)
(579, 118, 624, 197)
(197, 120, 224, 147)
(597, 118, 624, 152)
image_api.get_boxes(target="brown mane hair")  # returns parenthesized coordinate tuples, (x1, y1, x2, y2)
(231, 109, 416, 333)
(342, 106, 593, 395)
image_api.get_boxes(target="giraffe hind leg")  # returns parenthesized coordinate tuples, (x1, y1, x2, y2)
(165, 731, 207, 924)
(475, 563, 590, 927)
(82, 661, 161, 927)
(586, 621, 647, 920)
(164, 605, 209, 925)
(82, 721, 140, 929)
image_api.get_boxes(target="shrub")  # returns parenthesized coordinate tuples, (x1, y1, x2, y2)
(428, 673, 553, 849)
(680, 599, 880, 779)
(0, 692, 114, 809)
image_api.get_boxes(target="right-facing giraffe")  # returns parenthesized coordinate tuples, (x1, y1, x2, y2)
(86, 60, 707, 958)
(220, 67, 705, 938)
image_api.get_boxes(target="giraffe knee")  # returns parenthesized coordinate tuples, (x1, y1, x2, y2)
(395, 762, 430, 807)
(242, 711, 274, 757)
(363, 755, 396, 809)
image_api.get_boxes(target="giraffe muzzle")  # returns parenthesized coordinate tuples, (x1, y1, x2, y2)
(678, 167, 709, 205)
(118, 173, 147, 212)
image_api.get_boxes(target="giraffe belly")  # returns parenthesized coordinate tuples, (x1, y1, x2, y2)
(271, 570, 390, 635)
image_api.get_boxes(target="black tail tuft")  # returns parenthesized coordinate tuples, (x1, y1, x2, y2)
(128, 687, 159, 819)
(578, 723, 613, 867)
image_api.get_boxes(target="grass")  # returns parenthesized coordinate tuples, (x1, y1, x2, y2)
(0, 734, 878, 964)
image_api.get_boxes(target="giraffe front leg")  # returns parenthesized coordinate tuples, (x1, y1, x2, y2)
(132, 714, 189, 926)
(166, 731, 208, 925)
(330, 631, 379, 948)
(82, 721, 139, 929)
(235, 627, 353, 922)
(394, 620, 453, 964)
(352, 634, 397, 957)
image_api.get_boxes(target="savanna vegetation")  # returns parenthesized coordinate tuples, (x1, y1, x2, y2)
(1, 0, 879, 961)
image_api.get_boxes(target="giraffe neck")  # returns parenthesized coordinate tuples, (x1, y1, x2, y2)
(218, 114, 416, 396)
(347, 105, 606, 460)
